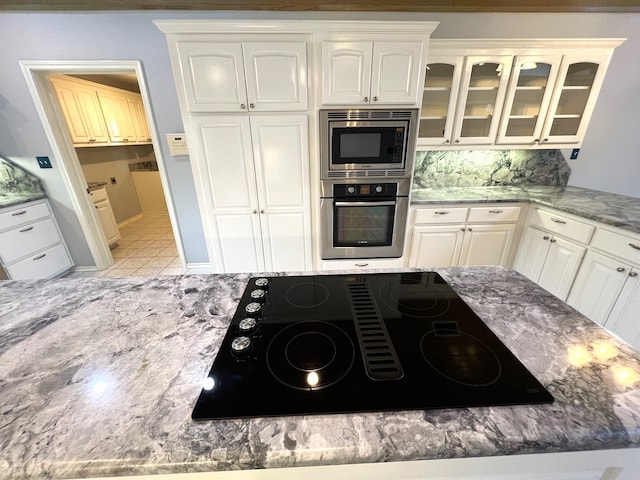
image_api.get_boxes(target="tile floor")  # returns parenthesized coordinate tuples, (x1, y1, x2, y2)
(67, 214, 184, 278)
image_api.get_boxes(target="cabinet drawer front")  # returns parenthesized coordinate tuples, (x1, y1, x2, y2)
(89, 187, 108, 203)
(0, 218, 61, 264)
(6, 243, 72, 280)
(414, 207, 468, 224)
(320, 258, 403, 271)
(592, 228, 640, 265)
(0, 201, 50, 230)
(529, 209, 594, 244)
(467, 206, 521, 223)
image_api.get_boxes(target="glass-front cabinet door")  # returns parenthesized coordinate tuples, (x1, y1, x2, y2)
(452, 55, 513, 145)
(540, 54, 609, 145)
(497, 55, 561, 145)
(417, 56, 463, 146)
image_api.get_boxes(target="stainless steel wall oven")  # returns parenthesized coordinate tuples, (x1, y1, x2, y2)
(320, 179, 410, 259)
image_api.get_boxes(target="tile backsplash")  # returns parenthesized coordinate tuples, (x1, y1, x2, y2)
(413, 150, 571, 189)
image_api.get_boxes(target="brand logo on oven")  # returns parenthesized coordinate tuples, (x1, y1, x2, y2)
(358, 240, 369, 244)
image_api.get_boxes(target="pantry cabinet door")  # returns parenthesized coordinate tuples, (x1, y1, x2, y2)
(606, 270, 640, 350)
(567, 250, 629, 326)
(250, 114, 311, 272)
(458, 224, 516, 267)
(190, 115, 264, 273)
(370, 41, 424, 105)
(321, 41, 373, 105)
(176, 41, 248, 112)
(242, 42, 308, 111)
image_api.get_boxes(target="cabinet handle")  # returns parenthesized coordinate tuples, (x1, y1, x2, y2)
(434, 211, 449, 215)
(550, 217, 567, 224)
(240, 104, 246, 109)
(373, 96, 378, 102)
(19, 226, 34, 233)
(617, 267, 626, 272)
(629, 243, 640, 251)
(454, 139, 460, 143)
(11, 210, 27, 216)
(550, 238, 556, 243)
(355, 263, 369, 267)
(364, 96, 369, 102)
(488, 210, 504, 214)
(629, 272, 638, 277)
(89, 139, 96, 143)
(33, 253, 46, 261)
(543, 236, 550, 240)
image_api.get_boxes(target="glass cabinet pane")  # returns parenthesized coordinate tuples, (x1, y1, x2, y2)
(549, 62, 598, 137)
(460, 62, 502, 138)
(505, 62, 552, 138)
(420, 62, 455, 139)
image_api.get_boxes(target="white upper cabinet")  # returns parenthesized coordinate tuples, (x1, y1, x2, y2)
(320, 40, 425, 106)
(417, 39, 624, 149)
(175, 40, 308, 112)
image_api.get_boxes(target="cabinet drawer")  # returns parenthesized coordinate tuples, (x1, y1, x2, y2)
(0, 201, 50, 231)
(0, 218, 61, 264)
(414, 207, 468, 224)
(320, 258, 403, 271)
(6, 243, 72, 280)
(89, 186, 108, 203)
(467, 206, 521, 223)
(529, 208, 594, 244)
(592, 228, 640, 265)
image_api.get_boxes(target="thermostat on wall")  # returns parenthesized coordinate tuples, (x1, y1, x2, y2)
(166, 133, 189, 156)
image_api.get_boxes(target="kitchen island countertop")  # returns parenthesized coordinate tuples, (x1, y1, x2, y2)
(411, 185, 640, 234)
(1, 267, 639, 479)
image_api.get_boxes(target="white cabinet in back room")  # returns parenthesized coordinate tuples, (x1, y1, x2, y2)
(89, 186, 120, 248)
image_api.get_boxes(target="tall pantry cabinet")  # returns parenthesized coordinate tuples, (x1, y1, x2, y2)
(160, 28, 312, 273)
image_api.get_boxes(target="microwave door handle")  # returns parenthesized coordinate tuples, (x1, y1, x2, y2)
(334, 201, 397, 207)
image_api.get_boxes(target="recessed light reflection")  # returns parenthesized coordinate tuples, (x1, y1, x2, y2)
(568, 345, 591, 367)
(93, 380, 108, 395)
(611, 365, 640, 388)
(592, 341, 618, 361)
(202, 376, 216, 391)
(306, 371, 319, 387)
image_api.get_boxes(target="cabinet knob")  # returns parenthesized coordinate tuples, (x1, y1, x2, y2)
(534, 139, 540, 143)
(364, 97, 369, 102)
(617, 267, 626, 272)
(467, 227, 473, 232)
(445, 139, 450, 144)
(543, 236, 550, 240)
(373, 96, 378, 102)
(240, 104, 246, 109)
(461, 227, 466, 231)
(260, 210, 264, 214)
(549, 238, 556, 243)
(543, 138, 549, 142)
(249, 103, 255, 109)
(454, 139, 460, 144)
(629, 272, 638, 277)
(252, 210, 257, 214)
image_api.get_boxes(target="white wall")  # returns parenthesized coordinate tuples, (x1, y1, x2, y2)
(0, 11, 638, 268)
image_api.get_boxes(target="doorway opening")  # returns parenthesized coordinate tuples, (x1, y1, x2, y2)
(20, 61, 185, 276)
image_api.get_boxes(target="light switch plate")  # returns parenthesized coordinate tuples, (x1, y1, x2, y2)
(166, 133, 188, 156)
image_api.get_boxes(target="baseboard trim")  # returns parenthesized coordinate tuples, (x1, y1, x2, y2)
(117, 214, 144, 229)
(185, 263, 212, 274)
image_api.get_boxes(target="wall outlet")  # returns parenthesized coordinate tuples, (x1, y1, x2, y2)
(36, 156, 52, 168)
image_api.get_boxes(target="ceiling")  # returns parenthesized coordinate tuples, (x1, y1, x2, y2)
(2, 0, 640, 12)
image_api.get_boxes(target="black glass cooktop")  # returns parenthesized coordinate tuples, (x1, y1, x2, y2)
(192, 272, 553, 420)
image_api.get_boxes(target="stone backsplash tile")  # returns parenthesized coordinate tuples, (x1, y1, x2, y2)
(0, 157, 44, 196)
(413, 150, 571, 189)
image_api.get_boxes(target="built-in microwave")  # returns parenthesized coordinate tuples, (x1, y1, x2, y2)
(320, 108, 418, 179)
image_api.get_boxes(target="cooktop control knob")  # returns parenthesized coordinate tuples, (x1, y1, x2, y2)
(231, 336, 251, 355)
(375, 185, 383, 193)
(254, 277, 269, 289)
(238, 317, 258, 334)
(250, 288, 267, 302)
(245, 302, 262, 316)
(347, 185, 356, 194)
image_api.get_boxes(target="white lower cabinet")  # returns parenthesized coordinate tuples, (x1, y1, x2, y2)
(568, 228, 640, 350)
(190, 114, 311, 273)
(90, 186, 120, 248)
(408, 205, 521, 268)
(0, 199, 73, 279)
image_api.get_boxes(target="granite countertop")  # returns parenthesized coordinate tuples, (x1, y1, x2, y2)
(410, 186, 640, 234)
(1, 267, 639, 479)
(0, 193, 47, 209)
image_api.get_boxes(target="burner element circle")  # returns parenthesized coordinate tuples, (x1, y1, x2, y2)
(267, 321, 354, 391)
(285, 282, 330, 308)
(420, 329, 501, 387)
(379, 276, 451, 319)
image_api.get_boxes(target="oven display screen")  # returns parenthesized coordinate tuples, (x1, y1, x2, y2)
(340, 133, 382, 158)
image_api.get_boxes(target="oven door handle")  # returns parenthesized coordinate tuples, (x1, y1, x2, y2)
(334, 201, 397, 207)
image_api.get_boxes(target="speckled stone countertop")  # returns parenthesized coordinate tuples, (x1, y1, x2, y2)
(410, 186, 640, 234)
(1, 267, 639, 479)
(0, 193, 46, 209)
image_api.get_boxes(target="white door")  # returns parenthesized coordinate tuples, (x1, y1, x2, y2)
(496, 54, 562, 145)
(513, 226, 550, 283)
(127, 95, 152, 143)
(370, 41, 423, 105)
(250, 114, 311, 272)
(458, 223, 516, 267)
(408, 225, 465, 267)
(97, 90, 136, 143)
(75, 83, 111, 145)
(417, 55, 464, 147)
(567, 250, 629, 325)
(538, 236, 585, 300)
(176, 41, 247, 112)
(191, 115, 264, 273)
(452, 55, 513, 145)
(606, 269, 640, 350)
(540, 54, 610, 145)
(242, 42, 308, 112)
(321, 41, 372, 105)
(94, 200, 120, 247)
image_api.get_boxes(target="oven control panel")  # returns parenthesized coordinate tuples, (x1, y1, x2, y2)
(334, 183, 398, 197)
